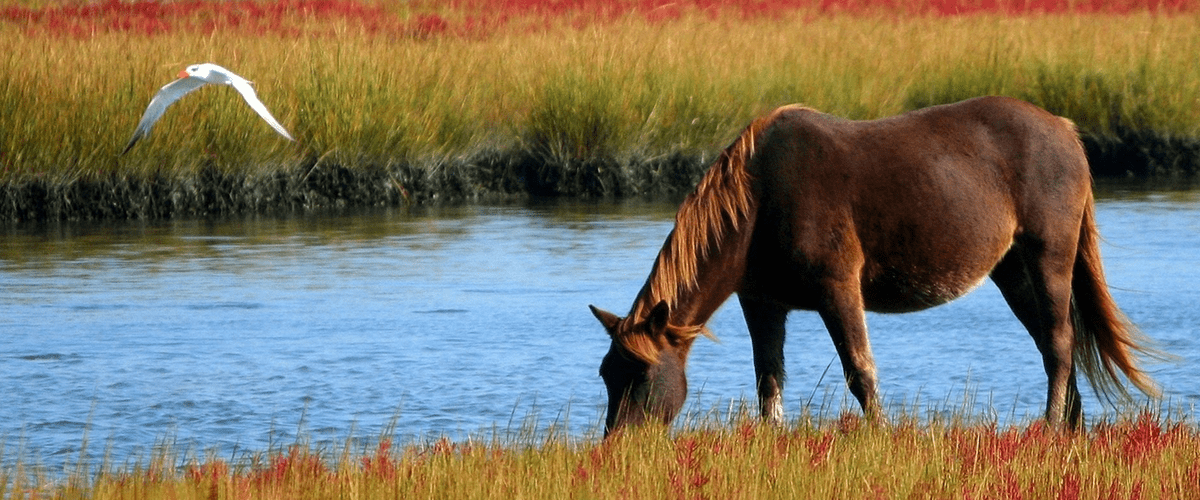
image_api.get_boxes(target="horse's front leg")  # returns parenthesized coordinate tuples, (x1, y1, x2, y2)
(818, 278, 883, 420)
(739, 295, 789, 424)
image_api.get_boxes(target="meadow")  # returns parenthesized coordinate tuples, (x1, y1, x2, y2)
(4, 409, 1199, 499)
(2, 0, 1200, 220)
(5, 2, 1200, 496)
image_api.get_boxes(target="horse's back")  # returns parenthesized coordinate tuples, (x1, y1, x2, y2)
(746, 97, 1092, 312)
(754, 96, 1090, 224)
(760, 96, 1086, 182)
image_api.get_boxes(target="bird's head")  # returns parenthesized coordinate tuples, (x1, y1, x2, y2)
(178, 63, 222, 81)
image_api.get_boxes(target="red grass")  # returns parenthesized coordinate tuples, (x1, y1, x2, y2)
(145, 414, 1200, 498)
(1093, 411, 1192, 465)
(3, 0, 1195, 39)
(441, 0, 1197, 18)
(815, 0, 1196, 15)
(2, 0, 413, 38)
(360, 438, 398, 480)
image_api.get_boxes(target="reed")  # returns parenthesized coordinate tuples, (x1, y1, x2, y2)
(5, 405, 1198, 500)
(3, 1, 1200, 220)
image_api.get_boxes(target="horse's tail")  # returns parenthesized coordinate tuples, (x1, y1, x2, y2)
(1070, 193, 1160, 402)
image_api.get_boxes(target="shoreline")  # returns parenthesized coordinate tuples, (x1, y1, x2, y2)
(3, 132, 1197, 223)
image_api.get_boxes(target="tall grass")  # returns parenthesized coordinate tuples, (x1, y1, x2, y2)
(5, 407, 1198, 499)
(3, 1, 1200, 219)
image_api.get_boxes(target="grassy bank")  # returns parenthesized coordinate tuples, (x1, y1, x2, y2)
(3, 1, 1200, 220)
(4, 409, 1198, 499)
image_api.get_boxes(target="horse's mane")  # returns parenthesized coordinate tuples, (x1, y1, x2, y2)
(620, 107, 797, 363)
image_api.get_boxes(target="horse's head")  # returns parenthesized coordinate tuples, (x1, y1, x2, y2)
(589, 301, 700, 436)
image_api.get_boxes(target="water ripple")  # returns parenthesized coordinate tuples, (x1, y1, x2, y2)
(0, 196, 1197, 472)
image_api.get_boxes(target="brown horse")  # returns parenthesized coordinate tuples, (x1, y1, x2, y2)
(590, 96, 1158, 435)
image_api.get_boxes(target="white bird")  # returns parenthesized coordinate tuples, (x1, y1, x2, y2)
(122, 63, 294, 154)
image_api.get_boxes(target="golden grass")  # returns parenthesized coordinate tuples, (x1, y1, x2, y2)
(3, 8, 1199, 185)
(5, 409, 1198, 499)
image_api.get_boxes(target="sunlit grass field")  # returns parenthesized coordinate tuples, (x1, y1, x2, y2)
(5, 2, 1199, 497)
(4, 407, 1198, 499)
(2, 0, 1199, 219)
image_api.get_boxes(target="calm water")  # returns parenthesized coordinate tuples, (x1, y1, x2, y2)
(2, 185, 1198, 468)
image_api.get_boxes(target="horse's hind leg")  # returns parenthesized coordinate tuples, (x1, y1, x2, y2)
(990, 241, 1083, 428)
(740, 296, 789, 425)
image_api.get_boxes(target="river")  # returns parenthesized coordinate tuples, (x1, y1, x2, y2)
(1, 182, 1197, 469)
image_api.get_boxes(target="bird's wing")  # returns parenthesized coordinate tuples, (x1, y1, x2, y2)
(228, 78, 294, 141)
(122, 77, 209, 154)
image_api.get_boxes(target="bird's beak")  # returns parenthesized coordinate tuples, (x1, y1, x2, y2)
(177, 69, 189, 79)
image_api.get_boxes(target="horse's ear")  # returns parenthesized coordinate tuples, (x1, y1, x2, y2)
(589, 305, 621, 332)
(648, 301, 671, 334)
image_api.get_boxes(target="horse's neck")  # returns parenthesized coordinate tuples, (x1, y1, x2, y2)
(632, 216, 753, 327)
(629, 133, 759, 328)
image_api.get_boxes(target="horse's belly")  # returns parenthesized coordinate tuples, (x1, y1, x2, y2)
(856, 210, 1016, 313)
(861, 266, 990, 313)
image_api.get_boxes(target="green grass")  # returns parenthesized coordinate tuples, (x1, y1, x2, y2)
(3, 7, 1200, 219)
(4, 405, 1198, 499)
